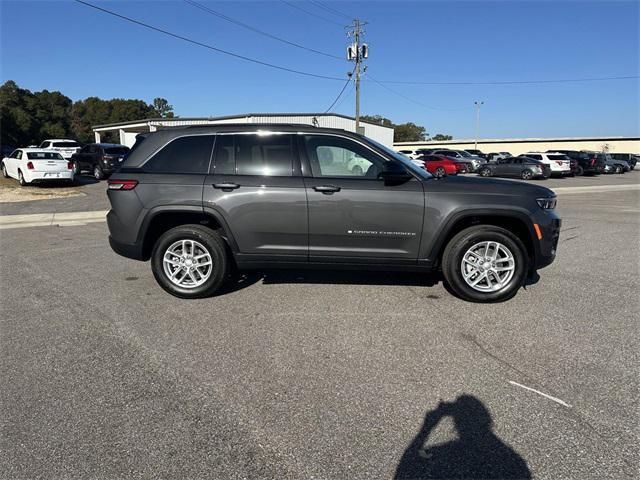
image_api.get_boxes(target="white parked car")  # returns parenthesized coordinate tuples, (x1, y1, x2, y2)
(521, 152, 571, 176)
(1, 148, 74, 186)
(39, 139, 81, 159)
(396, 149, 421, 160)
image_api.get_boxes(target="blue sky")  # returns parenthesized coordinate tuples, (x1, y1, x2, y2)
(1, 0, 638, 139)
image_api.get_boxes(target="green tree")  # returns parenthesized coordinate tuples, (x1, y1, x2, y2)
(430, 133, 453, 141)
(152, 97, 174, 118)
(394, 122, 427, 142)
(360, 114, 393, 127)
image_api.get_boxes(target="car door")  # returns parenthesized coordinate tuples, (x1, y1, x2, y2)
(6, 149, 21, 178)
(76, 145, 89, 168)
(301, 134, 424, 261)
(202, 132, 308, 258)
(505, 157, 522, 177)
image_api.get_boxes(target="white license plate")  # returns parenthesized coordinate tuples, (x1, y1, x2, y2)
(44, 173, 60, 178)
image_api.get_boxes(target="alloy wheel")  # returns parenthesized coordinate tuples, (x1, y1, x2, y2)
(162, 239, 213, 289)
(460, 241, 515, 292)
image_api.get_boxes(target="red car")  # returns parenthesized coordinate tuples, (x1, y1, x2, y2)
(418, 154, 467, 177)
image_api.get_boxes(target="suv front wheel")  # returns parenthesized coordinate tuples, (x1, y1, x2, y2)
(442, 225, 527, 302)
(151, 224, 229, 299)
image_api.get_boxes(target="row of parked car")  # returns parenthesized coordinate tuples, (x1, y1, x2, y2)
(396, 147, 638, 180)
(0, 139, 131, 185)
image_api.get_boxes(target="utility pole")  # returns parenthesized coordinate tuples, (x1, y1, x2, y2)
(347, 19, 368, 135)
(474, 101, 484, 149)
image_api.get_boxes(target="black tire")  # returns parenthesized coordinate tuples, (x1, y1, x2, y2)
(479, 167, 492, 177)
(574, 165, 584, 176)
(434, 166, 446, 178)
(73, 162, 82, 175)
(615, 165, 623, 174)
(93, 164, 104, 180)
(521, 169, 533, 180)
(441, 225, 528, 303)
(18, 170, 28, 186)
(1, 162, 8, 178)
(151, 224, 229, 299)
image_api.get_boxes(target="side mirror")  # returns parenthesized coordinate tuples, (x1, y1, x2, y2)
(379, 161, 411, 185)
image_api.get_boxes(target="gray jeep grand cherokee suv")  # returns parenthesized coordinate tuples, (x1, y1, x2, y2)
(107, 124, 560, 302)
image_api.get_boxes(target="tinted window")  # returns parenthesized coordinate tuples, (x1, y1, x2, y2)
(236, 134, 294, 176)
(548, 154, 569, 160)
(104, 147, 129, 155)
(527, 154, 542, 160)
(213, 134, 236, 174)
(304, 135, 387, 178)
(26, 152, 64, 160)
(52, 141, 79, 148)
(144, 135, 214, 174)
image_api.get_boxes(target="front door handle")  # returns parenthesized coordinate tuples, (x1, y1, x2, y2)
(313, 185, 341, 193)
(213, 182, 240, 190)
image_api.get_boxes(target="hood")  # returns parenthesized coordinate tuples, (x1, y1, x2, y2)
(427, 173, 555, 198)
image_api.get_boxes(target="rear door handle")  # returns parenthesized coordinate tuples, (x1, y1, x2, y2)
(213, 182, 240, 190)
(313, 185, 341, 193)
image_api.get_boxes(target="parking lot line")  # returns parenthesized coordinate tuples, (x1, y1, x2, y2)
(508, 380, 572, 408)
(552, 184, 640, 195)
(0, 210, 108, 230)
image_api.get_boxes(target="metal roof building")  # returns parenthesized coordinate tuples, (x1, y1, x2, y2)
(93, 113, 394, 147)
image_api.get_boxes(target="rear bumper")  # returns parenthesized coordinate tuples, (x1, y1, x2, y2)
(25, 171, 74, 183)
(109, 235, 144, 261)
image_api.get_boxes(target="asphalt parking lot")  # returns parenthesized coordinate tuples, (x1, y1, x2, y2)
(1, 173, 639, 479)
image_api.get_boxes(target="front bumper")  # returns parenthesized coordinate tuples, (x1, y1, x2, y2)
(533, 212, 561, 270)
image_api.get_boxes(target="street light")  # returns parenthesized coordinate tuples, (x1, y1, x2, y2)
(474, 101, 484, 150)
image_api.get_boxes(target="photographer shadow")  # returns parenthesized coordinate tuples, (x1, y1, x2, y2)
(395, 395, 531, 479)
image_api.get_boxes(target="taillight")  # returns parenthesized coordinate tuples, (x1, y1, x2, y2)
(67, 161, 73, 170)
(555, 161, 563, 166)
(590, 158, 596, 166)
(27, 161, 34, 170)
(107, 179, 138, 190)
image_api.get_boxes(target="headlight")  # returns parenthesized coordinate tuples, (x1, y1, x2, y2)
(536, 197, 557, 209)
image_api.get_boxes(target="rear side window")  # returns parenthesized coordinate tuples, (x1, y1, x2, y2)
(548, 154, 569, 160)
(105, 147, 129, 155)
(213, 134, 294, 176)
(527, 154, 542, 160)
(144, 135, 214, 174)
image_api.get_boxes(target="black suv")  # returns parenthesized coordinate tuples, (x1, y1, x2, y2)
(609, 153, 637, 170)
(548, 150, 604, 175)
(106, 125, 561, 302)
(71, 143, 130, 179)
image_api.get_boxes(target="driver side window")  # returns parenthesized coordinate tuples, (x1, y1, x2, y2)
(304, 135, 386, 178)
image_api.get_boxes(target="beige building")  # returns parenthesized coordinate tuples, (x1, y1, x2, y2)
(394, 136, 640, 156)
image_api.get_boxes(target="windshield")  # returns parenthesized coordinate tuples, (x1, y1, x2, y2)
(52, 141, 79, 148)
(105, 147, 130, 155)
(365, 138, 433, 179)
(27, 152, 64, 160)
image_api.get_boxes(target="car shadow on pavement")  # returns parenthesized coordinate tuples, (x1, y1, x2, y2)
(221, 269, 442, 293)
(394, 395, 531, 480)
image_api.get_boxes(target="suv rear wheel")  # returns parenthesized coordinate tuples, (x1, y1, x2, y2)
(442, 225, 527, 302)
(151, 224, 229, 299)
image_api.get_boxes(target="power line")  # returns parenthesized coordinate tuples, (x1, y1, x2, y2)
(183, 0, 342, 60)
(73, 0, 345, 81)
(334, 82, 354, 110)
(366, 74, 471, 111)
(324, 67, 356, 113)
(279, 0, 346, 27)
(308, 0, 352, 20)
(367, 75, 640, 86)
